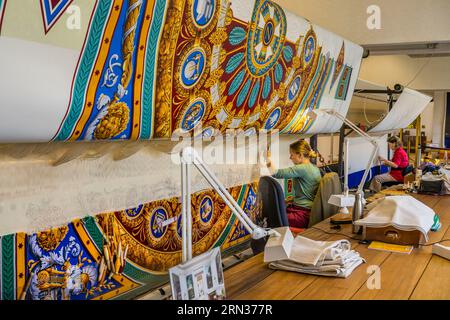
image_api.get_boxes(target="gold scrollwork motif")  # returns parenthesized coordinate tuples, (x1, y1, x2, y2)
(121, 0, 143, 90)
(154, 1, 185, 138)
(94, 102, 130, 139)
(277, 32, 322, 133)
(93, 0, 143, 140)
(209, 28, 228, 46)
(204, 69, 224, 88)
(120, 229, 181, 273)
(37, 226, 69, 251)
(95, 184, 256, 273)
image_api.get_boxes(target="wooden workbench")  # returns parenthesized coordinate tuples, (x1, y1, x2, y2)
(224, 194, 450, 300)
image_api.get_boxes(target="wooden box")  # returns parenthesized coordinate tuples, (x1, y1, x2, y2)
(365, 226, 423, 247)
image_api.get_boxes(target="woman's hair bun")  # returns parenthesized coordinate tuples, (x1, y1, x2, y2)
(308, 150, 317, 158)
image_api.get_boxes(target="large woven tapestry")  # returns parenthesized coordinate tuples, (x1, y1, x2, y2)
(0, 182, 260, 300)
(0, 0, 363, 142)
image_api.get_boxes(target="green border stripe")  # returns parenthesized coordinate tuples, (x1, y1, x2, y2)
(81, 215, 157, 285)
(123, 262, 167, 285)
(54, 0, 113, 141)
(0, 236, 2, 299)
(2, 234, 15, 300)
(82, 216, 104, 252)
(303, 58, 335, 133)
(214, 184, 248, 248)
(141, 0, 167, 139)
(281, 55, 325, 133)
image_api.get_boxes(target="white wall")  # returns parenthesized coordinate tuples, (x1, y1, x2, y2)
(359, 55, 450, 91)
(347, 135, 388, 174)
(317, 134, 340, 164)
(432, 92, 447, 147)
(274, 0, 450, 45)
(421, 102, 435, 142)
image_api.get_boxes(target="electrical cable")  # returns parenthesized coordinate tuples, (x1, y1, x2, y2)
(310, 226, 363, 241)
(310, 226, 450, 247)
(362, 94, 386, 125)
(405, 57, 432, 87)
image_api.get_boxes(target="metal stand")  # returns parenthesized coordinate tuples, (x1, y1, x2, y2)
(179, 147, 280, 262)
(310, 134, 318, 165)
(310, 109, 379, 233)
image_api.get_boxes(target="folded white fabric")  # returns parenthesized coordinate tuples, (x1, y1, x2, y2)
(268, 236, 365, 278)
(354, 195, 435, 242)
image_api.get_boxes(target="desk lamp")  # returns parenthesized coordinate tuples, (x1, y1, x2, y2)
(178, 146, 287, 262)
(309, 109, 379, 233)
(328, 137, 355, 215)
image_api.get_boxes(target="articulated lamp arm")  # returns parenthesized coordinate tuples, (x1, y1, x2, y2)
(180, 147, 280, 261)
(322, 109, 377, 145)
(309, 108, 380, 233)
(320, 109, 379, 193)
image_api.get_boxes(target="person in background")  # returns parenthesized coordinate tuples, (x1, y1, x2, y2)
(369, 136, 409, 192)
(266, 139, 322, 229)
(420, 154, 439, 173)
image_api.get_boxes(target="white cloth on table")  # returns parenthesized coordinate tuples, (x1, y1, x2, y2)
(268, 236, 365, 278)
(354, 195, 435, 242)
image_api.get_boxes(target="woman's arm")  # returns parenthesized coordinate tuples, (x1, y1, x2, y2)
(266, 149, 305, 178)
(266, 157, 278, 175)
(378, 156, 399, 168)
(378, 152, 402, 169)
(272, 166, 304, 179)
(266, 149, 278, 175)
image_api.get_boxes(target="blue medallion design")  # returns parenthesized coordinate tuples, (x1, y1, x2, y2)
(263, 20, 275, 45)
(264, 108, 281, 130)
(199, 196, 213, 225)
(229, 186, 257, 241)
(288, 76, 301, 102)
(304, 36, 315, 64)
(192, 0, 215, 28)
(126, 204, 143, 218)
(246, 0, 287, 77)
(244, 187, 257, 214)
(180, 48, 206, 88)
(176, 214, 183, 238)
(181, 98, 206, 131)
(150, 207, 168, 239)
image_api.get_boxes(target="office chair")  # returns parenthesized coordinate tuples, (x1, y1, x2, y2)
(258, 176, 289, 227)
(250, 176, 288, 255)
(309, 172, 342, 227)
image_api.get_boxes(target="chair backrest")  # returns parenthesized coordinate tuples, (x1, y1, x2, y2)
(257, 176, 288, 227)
(309, 172, 342, 227)
(403, 165, 414, 176)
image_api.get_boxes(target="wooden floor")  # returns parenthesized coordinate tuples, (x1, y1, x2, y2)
(224, 194, 450, 300)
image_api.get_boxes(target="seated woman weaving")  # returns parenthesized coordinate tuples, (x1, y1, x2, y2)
(266, 139, 321, 229)
(369, 136, 409, 192)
